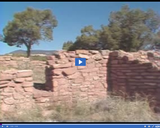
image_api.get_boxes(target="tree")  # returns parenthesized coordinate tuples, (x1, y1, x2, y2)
(107, 5, 160, 52)
(62, 41, 74, 50)
(67, 25, 101, 50)
(3, 7, 58, 57)
(0, 34, 3, 41)
(65, 5, 160, 52)
(143, 31, 160, 50)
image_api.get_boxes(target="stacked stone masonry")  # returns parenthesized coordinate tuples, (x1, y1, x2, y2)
(0, 56, 46, 70)
(109, 50, 160, 111)
(45, 50, 160, 111)
(0, 70, 53, 113)
(0, 50, 160, 113)
(0, 70, 35, 112)
(45, 50, 109, 104)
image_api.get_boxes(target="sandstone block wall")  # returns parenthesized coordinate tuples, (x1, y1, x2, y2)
(0, 69, 54, 113)
(0, 56, 46, 70)
(1, 50, 160, 112)
(0, 56, 30, 69)
(45, 50, 160, 110)
(45, 50, 110, 104)
(0, 70, 34, 112)
(109, 50, 160, 111)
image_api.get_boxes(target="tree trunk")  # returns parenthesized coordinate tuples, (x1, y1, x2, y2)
(26, 45, 31, 58)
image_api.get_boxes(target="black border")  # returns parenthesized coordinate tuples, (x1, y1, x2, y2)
(1, 0, 160, 124)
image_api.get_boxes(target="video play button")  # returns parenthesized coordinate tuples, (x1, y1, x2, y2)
(79, 60, 82, 64)
(75, 58, 86, 66)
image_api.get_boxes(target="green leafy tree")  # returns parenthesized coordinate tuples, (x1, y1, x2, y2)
(68, 25, 101, 50)
(3, 7, 57, 57)
(65, 5, 160, 52)
(62, 41, 74, 50)
(107, 5, 160, 51)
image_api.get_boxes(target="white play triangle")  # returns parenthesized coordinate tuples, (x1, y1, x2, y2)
(79, 60, 82, 64)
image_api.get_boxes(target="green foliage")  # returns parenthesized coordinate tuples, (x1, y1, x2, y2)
(3, 7, 58, 57)
(64, 5, 160, 52)
(68, 25, 101, 50)
(0, 34, 3, 41)
(62, 41, 74, 50)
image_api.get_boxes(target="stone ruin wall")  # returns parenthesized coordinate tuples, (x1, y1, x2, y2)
(0, 70, 53, 113)
(109, 50, 160, 111)
(0, 50, 160, 112)
(0, 56, 46, 70)
(0, 70, 35, 112)
(45, 50, 160, 111)
(45, 50, 109, 104)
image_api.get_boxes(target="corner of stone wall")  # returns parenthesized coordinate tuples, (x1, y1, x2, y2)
(0, 70, 34, 113)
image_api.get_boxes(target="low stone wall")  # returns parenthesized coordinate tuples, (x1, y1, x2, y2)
(1, 50, 160, 113)
(0, 56, 46, 70)
(45, 50, 160, 111)
(0, 70, 34, 112)
(0, 69, 53, 113)
(45, 50, 109, 104)
(109, 50, 160, 111)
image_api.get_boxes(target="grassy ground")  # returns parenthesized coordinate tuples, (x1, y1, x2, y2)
(0, 96, 159, 122)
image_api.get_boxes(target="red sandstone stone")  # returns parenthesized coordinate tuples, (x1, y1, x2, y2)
(15, 84, 24, 93)
(144, 83, 157, 86)
(35, 97, 50, 103)
(1, 92, 12, 96)
(110, 52, 119, 57)
(16, 70, 33, 78)
(87, 63, 95, 68)
(3, 87, 14, 93)
(56, 79, 68, 85)
(141, 73, 160, 76)
(52, 76, 64, 79)
(0, 84, 8, 88)
(76, 50, 89, 54)
(79, 54, 90, 59)
(80, 87, 88, 92)
(0, 74, 13, 81)
(22, 82, 33, 87)
(67, 72, 80, 79)
(111, 60, 119, 64)
(3, 97, 15, 105)
(62, 67, 77, 75)
(24, 87, 33, 92)
(51, 63, 72, 69)
(13, 92, 24, 100)
(14, 78, 25, 83)
(52, 69, 62, 75)
(57, 53, 66, 59)
(46, 56, 55, 60)
(92, 54, 102, 60)
(53, 80, 59, 87)
(77, 66, 86, 69)
(25, 77, 33, 82)
(125, 73, 140, 76)
(0, 81, 9, 85)
(87, 58, 95, 64)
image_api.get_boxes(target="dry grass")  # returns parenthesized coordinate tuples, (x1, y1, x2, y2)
(1, 96, 159, 122)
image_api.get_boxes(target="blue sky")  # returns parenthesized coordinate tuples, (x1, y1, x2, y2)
(1, 2, 160, 55)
